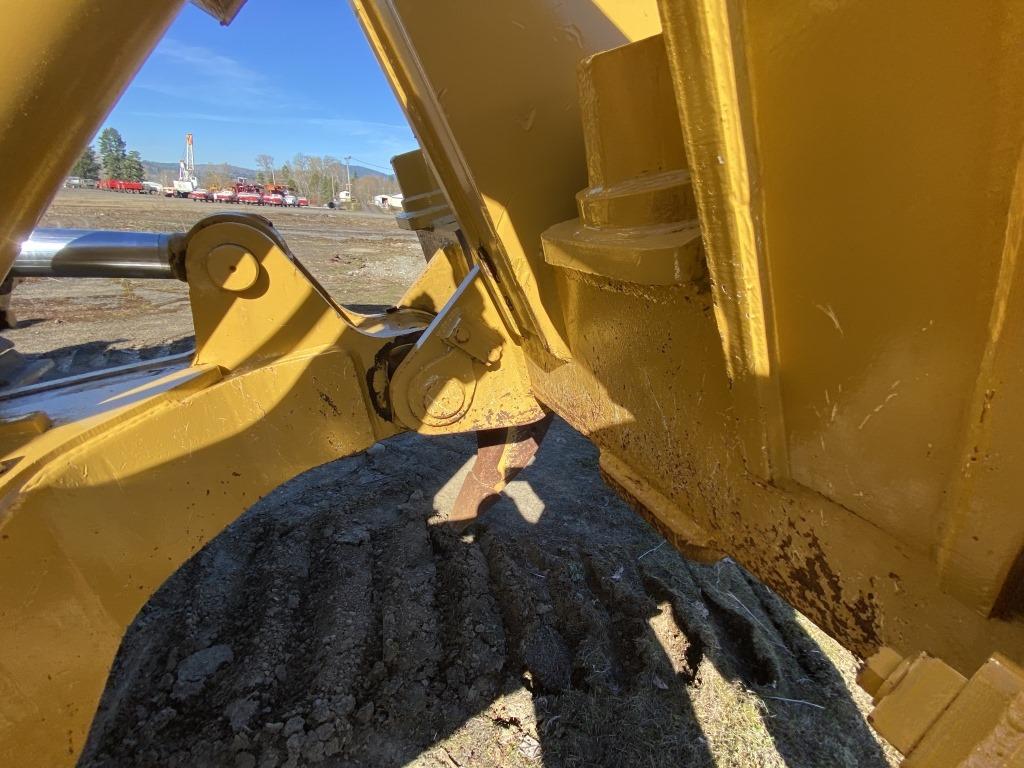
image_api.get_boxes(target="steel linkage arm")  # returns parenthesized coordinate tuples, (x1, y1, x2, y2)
(0, 213, 436, 766)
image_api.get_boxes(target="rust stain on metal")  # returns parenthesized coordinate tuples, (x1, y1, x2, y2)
(766, 520, 881, 655)
(317, 391, 340, 416)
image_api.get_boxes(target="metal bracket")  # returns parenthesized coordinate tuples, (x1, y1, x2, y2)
(439, 313, 502, 367)
(388, 264, 545, 434)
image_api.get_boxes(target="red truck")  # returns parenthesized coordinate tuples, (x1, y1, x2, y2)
(232, 179, 263, 204)
(97, 179, 145, 193)
(262, 184, 289, 206)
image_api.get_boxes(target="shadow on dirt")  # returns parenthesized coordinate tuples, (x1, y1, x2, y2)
(473, 422, 892, 768)
(8, 317, 46, 330)
(78, 417, 891, 768)
(342, 303, 392, 315)
(17, 336, 196, 384)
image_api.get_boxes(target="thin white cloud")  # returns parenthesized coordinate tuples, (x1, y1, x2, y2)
(127, 110, 412, 135)
(303, 117, 416, 136)
(157, 39, 262, 84)
(123, 39, 417, 168)
(124, 109, 417, 168)
(137, 38, 304, 110)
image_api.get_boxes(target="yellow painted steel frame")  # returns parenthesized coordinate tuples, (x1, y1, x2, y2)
(2, 0, 1024, 763)
(351, 1, 1024, 755)
(0, 213, 454, 765)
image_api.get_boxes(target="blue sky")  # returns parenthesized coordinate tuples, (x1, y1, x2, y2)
(102, 1, 417, 171)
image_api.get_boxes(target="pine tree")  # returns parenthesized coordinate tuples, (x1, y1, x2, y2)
(123, 150, 145, 182)
(98, 127, 127, 179)
(70, 146, 100, 179)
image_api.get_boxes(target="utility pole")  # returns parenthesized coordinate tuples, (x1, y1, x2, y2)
(344, 156, 352, 194)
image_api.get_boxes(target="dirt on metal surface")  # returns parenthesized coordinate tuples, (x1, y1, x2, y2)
(11, 191, 896, 767)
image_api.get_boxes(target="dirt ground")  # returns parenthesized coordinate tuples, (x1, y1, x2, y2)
(10, 190, 897, 767)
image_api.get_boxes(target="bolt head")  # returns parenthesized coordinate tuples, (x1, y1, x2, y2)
(206, 244, 260, 292)
(421, 376, 466, 421)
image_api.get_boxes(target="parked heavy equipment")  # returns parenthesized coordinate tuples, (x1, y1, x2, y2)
(2, 1, 1024, 766)
(97, 178, 144, 193)
(172, 132, 200, 197)
(261, 185, 285, 206)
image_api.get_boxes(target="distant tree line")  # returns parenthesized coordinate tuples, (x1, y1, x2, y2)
(71, 127, 144, 181)
(248, 154, 398, 206)
(69, 133, 402, 205)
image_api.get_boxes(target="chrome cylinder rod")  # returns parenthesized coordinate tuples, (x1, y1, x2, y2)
(13, 229, 184, 279)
